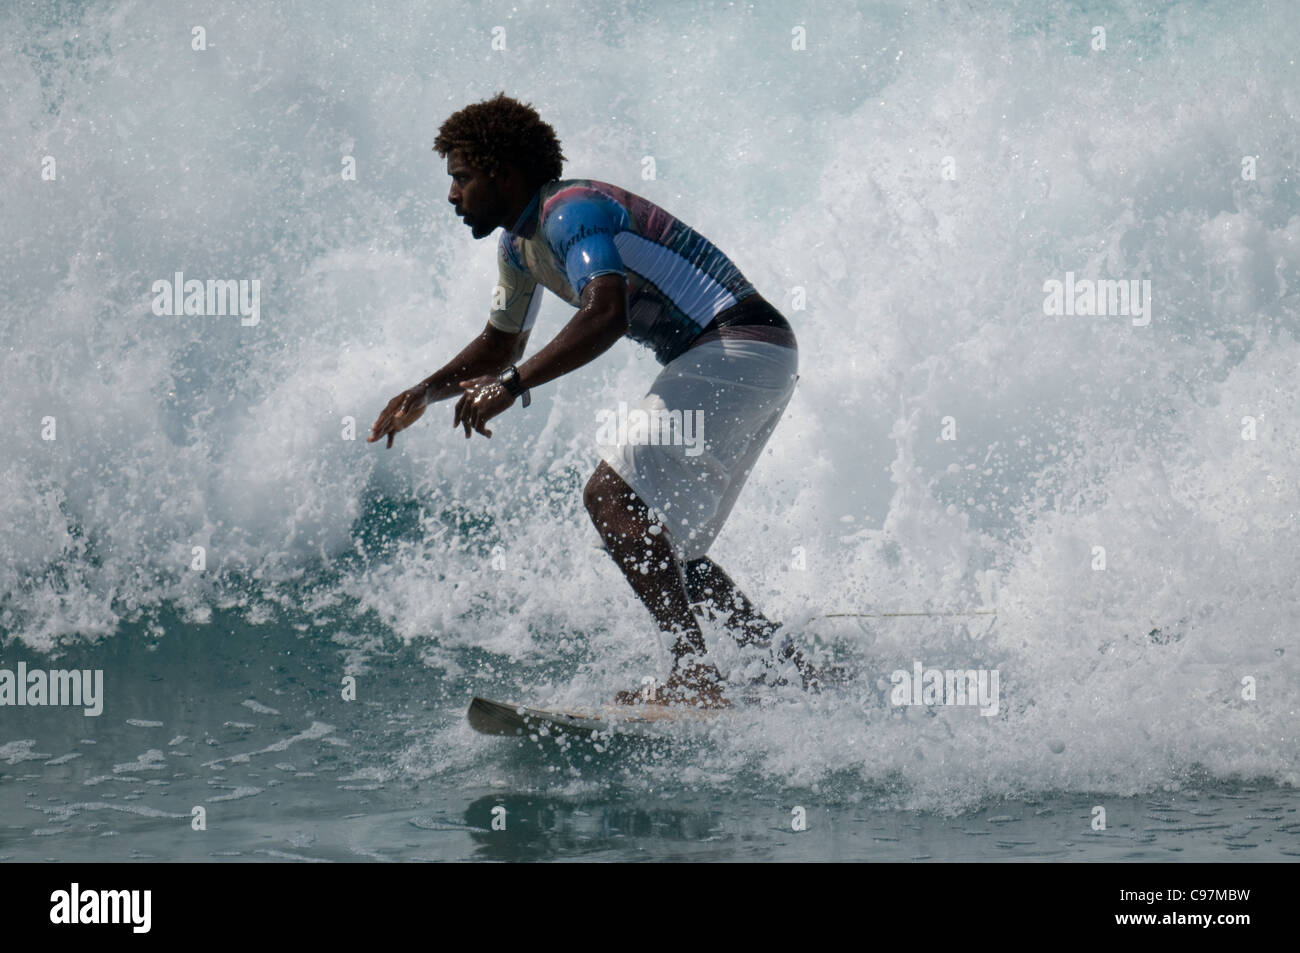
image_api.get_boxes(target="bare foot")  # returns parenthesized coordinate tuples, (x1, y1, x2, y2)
(614, 664, 731, 709)
(749, 637, 854, 693)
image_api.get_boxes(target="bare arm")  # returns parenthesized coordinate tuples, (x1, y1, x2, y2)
(368, 320, 530, 448)
(450, 274, 630, 438)
(515, 274, 628, 391)
(422, 322, 531, 403)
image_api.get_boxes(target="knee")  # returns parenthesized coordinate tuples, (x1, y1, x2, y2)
(585, 465, 660, 548)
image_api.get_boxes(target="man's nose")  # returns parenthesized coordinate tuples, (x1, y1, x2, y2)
(448, 187, 461, 206)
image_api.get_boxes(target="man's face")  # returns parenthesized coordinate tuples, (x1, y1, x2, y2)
(447, 149, 504, 239)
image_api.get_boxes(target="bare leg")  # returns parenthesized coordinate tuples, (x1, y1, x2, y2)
(683, 556, 832, 690)
(583, 461, 727, 705)
(682, 556, 782, 648)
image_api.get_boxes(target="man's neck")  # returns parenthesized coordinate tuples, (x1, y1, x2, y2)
(504, 183, 543, 236)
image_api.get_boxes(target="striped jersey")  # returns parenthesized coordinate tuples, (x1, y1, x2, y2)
(489, 179, 758, 365)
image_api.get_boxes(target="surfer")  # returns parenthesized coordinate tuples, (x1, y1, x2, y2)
(369, 93, 818, 707)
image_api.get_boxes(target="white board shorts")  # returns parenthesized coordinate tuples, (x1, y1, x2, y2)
(597, 332, 799, 561)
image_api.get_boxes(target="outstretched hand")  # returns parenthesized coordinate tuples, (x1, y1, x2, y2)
(368, 385, 428, 449)
(453, 376, 514, 439)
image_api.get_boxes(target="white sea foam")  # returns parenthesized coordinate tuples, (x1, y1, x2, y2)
(1, 0, 1295, 810)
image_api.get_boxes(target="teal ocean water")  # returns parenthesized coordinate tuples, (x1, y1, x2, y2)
(3, 604, 1297, 862)
(2, 0, 1298, 862)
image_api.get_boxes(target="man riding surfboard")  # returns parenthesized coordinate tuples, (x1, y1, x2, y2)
(369, 93, 818, 708)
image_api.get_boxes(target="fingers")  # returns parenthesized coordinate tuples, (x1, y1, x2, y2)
(466, 404, 487, 438)
(371, 403, 406, 446)
(469, 405, 492, 438)
(455, 381, 476, 438)
(371, 415, 397, 448)
(451, 380, 498, 440)
(458, 400, 491, 439)
(367, 404, 394, 442)
(369, 391, 416, 447)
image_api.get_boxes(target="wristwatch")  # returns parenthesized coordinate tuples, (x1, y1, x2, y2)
(497, 365, 531, 408)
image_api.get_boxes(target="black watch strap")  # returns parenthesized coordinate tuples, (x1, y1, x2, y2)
(498, 365, 531, 407)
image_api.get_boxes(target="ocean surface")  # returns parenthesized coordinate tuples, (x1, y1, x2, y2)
(2, 0, 1297, 862)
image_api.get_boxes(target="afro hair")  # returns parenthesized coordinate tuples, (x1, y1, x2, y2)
(433, 93, 565, 187)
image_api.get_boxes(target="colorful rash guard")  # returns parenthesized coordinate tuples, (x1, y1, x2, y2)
(489, 179, 759, 365)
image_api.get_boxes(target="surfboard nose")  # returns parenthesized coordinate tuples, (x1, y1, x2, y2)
(467, 697, 526, 735)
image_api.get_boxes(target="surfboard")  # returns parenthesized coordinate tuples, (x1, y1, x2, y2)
(467, 695, 723, 740)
